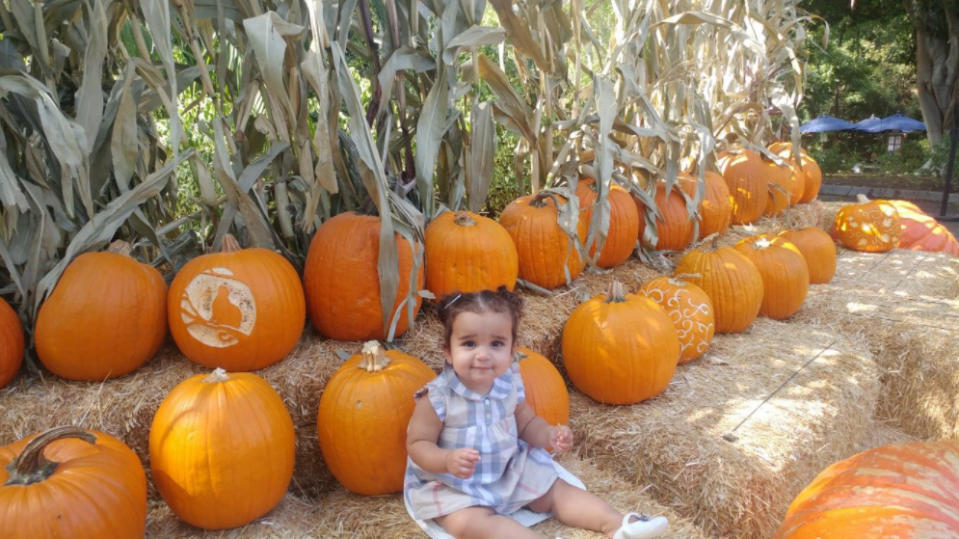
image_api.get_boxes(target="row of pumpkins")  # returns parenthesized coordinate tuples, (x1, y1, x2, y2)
(2, 141, 959, 536)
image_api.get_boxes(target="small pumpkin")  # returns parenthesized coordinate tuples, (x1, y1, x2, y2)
(735, 235, 810, 320)
(303, 212, 424, 341)
(777, 227, 837, 283)
(499, 193, 586, 289)
(767, 141, 822, 203)
(640, 276, 715, 364)
(635, 181, 696, 251)
(562, 281, 679, 405)
(168, 234, 305, 371)
(34, 240, 167, 380)
(0, 297, 24, 388)
(887, 199, 959, 256)
(716, 149, 770, 224)
(680, 171, 733, 238)
(673, 242, 764, 333)
(0, 426, 147, 538)
(831, 194, 901, 253)
(516, 347, 569, 426)
(776, 440, 959, 538)
(317, 341, 435, 495)
(150, 368, 295, 530)
(763, 160, 798, 217)
(576, 179, 640, 267)
(425, 210, 519, 298)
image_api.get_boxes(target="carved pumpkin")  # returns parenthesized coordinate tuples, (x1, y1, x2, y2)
(562, 281, 679, 405)
(831, 195, 901, 252)
(516, 347, 569, 426)
(425, 210, 518, 298)
(716, 149, 770, 224)
(776, 440, 959, 538)
(304, 212, 424, 341)
(168, 234, 305, 371)
(0, 297, 23, 388)
(767, 141, 822, 203)
(317, 341, 435, 495)
(674, 243, 764, 333)
(887, 199, 959, 256)
(499, 193, 586, 289)
(0, 426, 146, 538)
(681, 171, 733, 238)
(150, 368, 295, 530)
(576, 179, 640, 267)
(635, 181, 696, 251)
(640, 276, 715, 364)
(735, 235, 810, 320)
(777, 227, 837, 283)
(35, 240, 166, 380)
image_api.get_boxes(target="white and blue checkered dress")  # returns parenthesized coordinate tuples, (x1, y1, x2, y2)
(404, 362, 559, 520)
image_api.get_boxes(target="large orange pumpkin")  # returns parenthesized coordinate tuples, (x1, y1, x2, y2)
(831, 195, 901, 252)
(303, 212, 424, 341)
(562, 281, 679, 405)
(777, 227, 837, 283)
(680, 171, 733, 239)
(0, 297, 24, 388)
(635, 181, 696, 251)
(34, 240, 167, 380)
(776, 440, 959, 538)
(576, 179, 640, 267)
(735, 235, 810, 320)
(168, 234, 305, 371)
(499, 193, 586, 289)
(767, 141, 822, 203)
(640, 276, 715, 364)
(516, 347, 569, 426)
(0, 426, 147, 538)
(317, 341, 435, 495)
(150, 368, 295, 530)
(425, 210, 518, 298)
(674, 243, 764, 333)
(716, 149, 770, 224)
(887, 199, 959, 256)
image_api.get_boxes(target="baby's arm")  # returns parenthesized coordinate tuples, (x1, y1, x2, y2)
(406, 395, 480, 479)
(515, 401, 574, 453)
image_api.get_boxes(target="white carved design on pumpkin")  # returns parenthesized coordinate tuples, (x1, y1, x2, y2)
(179, 267, 256, 348)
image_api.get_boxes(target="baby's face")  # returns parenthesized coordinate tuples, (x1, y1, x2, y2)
(445, 309, 514, 394)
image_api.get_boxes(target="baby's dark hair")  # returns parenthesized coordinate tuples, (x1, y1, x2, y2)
(437, 286, 523, 351)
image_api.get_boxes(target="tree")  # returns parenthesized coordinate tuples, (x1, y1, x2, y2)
(907, 0, 958, 146)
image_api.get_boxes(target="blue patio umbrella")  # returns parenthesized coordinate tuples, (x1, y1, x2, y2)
(799, 115, 857, 133)
(853, 113, 926, 133)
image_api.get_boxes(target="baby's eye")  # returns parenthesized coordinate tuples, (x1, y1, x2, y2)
(491, 340, 505, 348)
(461, 340, 476, 348)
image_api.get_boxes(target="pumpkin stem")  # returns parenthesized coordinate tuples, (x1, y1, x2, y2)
(359, 340, 390, 372)
(605, 280, 628, 303)
(220, 234, 242, 253)
(204, 367, 230, 383)
(107, 240, 133, 257)
(670, 273, 700, 285)
(750, 236, 772, 250)
(4, 426, 96, 486)
(453, 212, 477, 227)
(855, 193, 871, 204)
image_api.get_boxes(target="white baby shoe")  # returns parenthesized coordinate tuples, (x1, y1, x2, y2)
(612, 512, 669, 539)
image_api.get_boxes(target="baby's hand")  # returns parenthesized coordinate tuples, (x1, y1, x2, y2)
(446, 448, 480, 479)
(548, 425, 574, 454)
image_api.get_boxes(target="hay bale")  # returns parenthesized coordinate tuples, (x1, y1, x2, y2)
(566, 318, 882, 538)
(146, 455, 710, 538)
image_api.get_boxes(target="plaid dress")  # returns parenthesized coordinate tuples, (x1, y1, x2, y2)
(404, 363, 559, 520)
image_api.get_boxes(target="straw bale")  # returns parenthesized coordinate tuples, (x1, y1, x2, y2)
(566, 318, 881, 538)
(145, 455, 710, 538)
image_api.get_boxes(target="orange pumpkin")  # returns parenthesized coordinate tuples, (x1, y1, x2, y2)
(887, 199, 959, 256)
(640, 276, 715, 364)
(0, 426, 146, 538)
(735, 235, 810, 320)
(150, 368, 295, 530)
(576, 179, 640, 267)
(767, 142, 822, 203)
(716, 149, 770, 224)
(831, 195, 901, 252)
(777, 227, 837, 283)
(35, 240, 167, 380)
(499, 193, 586, 289)
(674, 243, 764, 333)
(635, 181, 696, 251)
(304, 212, 424, 341)
(425, 210, 518, 298)
(0, 297, 24, 388)
(763, 160, 798, 217)
(680, 171, 733, 238)
(168, 234, 305, 371)
(517, 347, 569, 426)
(562, 281, 679, 405)
(317, 341, 435, 495)
(776, 440, 959, 538)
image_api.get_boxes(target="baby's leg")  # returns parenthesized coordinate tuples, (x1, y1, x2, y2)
(435, 506, 541, 539)
(527, 479, 623, 536)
